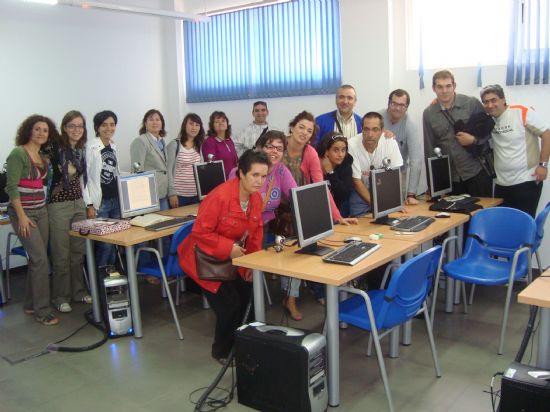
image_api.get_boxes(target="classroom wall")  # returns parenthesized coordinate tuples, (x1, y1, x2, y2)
(1, 0, 549, 268)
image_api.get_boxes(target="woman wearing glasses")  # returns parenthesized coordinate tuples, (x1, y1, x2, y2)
(201, 111, 238, 180)
(48, 111, 91, 313)
(317, 132, 354, 217)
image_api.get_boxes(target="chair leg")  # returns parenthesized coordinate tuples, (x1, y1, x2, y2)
(430, 269, 440, 328)
(202, 293, 210, 309)
(367, 333, 373, 356)
(157, 268, 183, 340)
(535, 252, 544, 274)
(422, 303, 442, 377)
(461, 282, 468, 314)
(371, 327, 395, 412)
(263, 273, 272, 306)
(468, 284, 476, 305)
(498, 281, 515, 355)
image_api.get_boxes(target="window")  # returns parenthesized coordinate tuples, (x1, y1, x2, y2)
(183, 0, 342, 103)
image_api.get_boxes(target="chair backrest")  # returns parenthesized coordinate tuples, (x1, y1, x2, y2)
(378, 246, 442, 329)
(165, 221, 195, 277)
(534, 202, 550, 252)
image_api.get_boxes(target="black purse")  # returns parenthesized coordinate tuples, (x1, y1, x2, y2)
(194, 245, 238, 281)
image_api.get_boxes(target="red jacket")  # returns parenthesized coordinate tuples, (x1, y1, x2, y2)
(177, 178, 263, 294)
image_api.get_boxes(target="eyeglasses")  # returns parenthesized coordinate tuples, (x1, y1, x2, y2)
(331, 134, 347, 142)
(390, 101, 408, 110)
(66, 124, 85, 130)
(264, 144, 284, 152)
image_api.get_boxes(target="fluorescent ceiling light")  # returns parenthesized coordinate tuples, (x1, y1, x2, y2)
(204, 0, 291, 17)
(24, 0, 58, 4)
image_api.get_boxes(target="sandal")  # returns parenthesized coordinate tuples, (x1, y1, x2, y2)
(36, 313, 59, 326)
(145, 276, 160, 285)
(283, 296, 303, 321)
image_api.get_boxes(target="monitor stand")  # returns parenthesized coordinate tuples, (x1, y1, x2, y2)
(295, 242, 333, 256)
(429, 195, 442, 203)
(370, 215, 400, 226)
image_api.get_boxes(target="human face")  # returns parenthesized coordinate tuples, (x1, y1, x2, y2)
(335, 87, 357, 117)
(388, 94, 409, 123)
(185, 119, 201, 139)
(433, 77, 456, 106)
(240, 163, 268, 196)
(64, 117, 85, 147)
(262, 138, 284, 165)
(289, 119, 314, 147)
(145, 113, 163, 137)
(98, 116, 116, 142)
(481, 92, 507, 118)
(253, 104, 268, 125)
(213, 116, 228, 137)
(362, 117, 383, 152)
(326, 140, 347, 167)
(30, 121, 49, 147)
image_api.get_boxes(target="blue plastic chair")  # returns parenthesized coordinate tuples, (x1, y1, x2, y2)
(534, 201, 550, 271)
(134, 221, 194, 340)
(441, 207, 536, 355)
(338, 246, 443, 412)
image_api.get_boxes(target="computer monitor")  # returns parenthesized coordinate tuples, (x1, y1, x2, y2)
(193, 160, 226, 201)
(427, 155, 452, 200)
(117, 171, 160, 219)
(370, 167, 403, 225)
(290, 181, 334, 256)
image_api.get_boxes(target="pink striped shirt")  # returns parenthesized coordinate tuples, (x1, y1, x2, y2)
(174, 146, 200, 197)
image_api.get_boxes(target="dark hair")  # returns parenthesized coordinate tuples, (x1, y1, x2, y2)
(362, 112, 384, 129)
(288, 111, 319, 144)
(257, 130, 287, 151)
(237, 149, 269, 178)
(60, 110, 87, 150)
(253, 101, 268, 109)
(93, 110, 118, 137)
(388, 89, 411, 107)
(139, 109, 166, 137)
(15, 114, 58, 147)
(178, 113, 205, 152)
(317, 132, 348, 158)
(432, 70, 455, 87)
(207, 111, 232, 139)
(480, 84, 505, 100)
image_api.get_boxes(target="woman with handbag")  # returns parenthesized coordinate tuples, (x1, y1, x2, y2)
(177, 150, 269, 364)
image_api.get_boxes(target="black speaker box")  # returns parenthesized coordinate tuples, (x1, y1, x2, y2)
(500, 362, 550, 412)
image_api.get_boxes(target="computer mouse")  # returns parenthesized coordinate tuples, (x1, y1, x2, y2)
(435, 212, 451, 218)
(344, 236, 362, 243)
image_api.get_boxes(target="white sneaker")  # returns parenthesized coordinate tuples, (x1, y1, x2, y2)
(57, 302, 72, 313)
(81, 295, 92, 304)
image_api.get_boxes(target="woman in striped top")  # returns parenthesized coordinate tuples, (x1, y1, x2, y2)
(167, 113, 205, 208)
(6, 115, 59, 326)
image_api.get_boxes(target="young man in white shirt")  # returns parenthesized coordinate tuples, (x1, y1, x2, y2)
(347, 112, 403, 217)
(234, 101, 273, 156)
(481, 84, 550, 217)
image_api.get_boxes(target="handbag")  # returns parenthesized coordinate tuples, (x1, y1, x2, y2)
(71, 218, 131, 236)
(268, 197, 295, 237)
(195, 244, 238, 281)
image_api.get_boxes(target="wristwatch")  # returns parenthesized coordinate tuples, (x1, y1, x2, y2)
(539, 162, 548, 169)
(327, 170, 334, 175)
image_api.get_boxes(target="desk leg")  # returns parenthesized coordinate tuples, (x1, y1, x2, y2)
(401, 252, 414, 348)
(85, 239, 102, 323)
(252, 269, 265, 322)
(453, 225, 464, 305)
(125, 245, 142, 338)
(538, 308, 550, 369)
(326, 285, 340, 407)
(445, 228, 456, 313)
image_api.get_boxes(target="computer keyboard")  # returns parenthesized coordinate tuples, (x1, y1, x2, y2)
(322, 241, 381, 266)
(144, 215, 195, 231)
(390, 215, 435, 232)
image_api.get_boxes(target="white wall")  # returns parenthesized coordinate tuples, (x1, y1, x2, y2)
(1, 0, 549, 268)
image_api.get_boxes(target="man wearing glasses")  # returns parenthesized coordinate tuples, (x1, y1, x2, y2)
(423, 70, 493, 197)
(313, 84, 362, 147)
(379, 89, 423, 205)
(234, 101, 276, 156)
(347, 112, 403, 217)
(480, 84, 550, 217)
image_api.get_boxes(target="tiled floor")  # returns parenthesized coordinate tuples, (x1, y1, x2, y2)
(0, 271, 538, 412)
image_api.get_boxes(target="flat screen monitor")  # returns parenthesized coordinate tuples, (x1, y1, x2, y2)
(117, 171, 160, 219)
(193, 160, 226, 201)
(427, 155, 452, 200)
(290, 181, 334, 256)
(370, 167, 403, 224)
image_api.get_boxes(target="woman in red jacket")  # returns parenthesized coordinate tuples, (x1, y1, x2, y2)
(178, 150, 269, 364)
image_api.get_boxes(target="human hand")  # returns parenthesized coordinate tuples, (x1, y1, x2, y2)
(18, 215, 36, 238)
(169, 195, 179, 209)
(242, 269, 253, 282)
(383, 130, 395, 139)
(533, 166, 548, 183)
(405, 196, 419, 205)
(86, 207, 96, 219)
(320, 155, 333, 174)
(230, 244, 246, 259)
(455, 132, 476, 146)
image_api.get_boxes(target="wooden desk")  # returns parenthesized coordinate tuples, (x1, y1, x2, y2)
(69, 204, 199, 338)
(233, 232, 417, 408)
(518, 269, 550, 368)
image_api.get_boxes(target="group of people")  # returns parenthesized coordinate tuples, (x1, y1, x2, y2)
(5, 69, 549, 365)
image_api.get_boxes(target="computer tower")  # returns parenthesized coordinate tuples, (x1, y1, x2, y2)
(235, 323, 328, 412)
(499, 362, 550, 412)
(98, 272, 134, 338)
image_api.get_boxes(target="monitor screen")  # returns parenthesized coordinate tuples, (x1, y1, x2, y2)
(427, 155, 452, 198)
(193, 160, 226, 200)
(370, 168, 403, 222)
(117, 171, 160, 219)
(290, 181, 334, 255)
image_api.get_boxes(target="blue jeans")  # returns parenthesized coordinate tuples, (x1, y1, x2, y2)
(96, 197, 120, 268)
(178, 195, 199, 207)
(349, 189, 371, 217)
